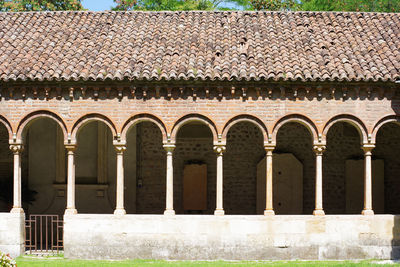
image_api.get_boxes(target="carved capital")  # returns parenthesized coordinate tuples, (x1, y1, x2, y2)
(362, 144, 375, 156)
(163, 143, 176, 153)
(264, 145, 275, 155)
(213, 145, 226, 155)
(9, 144, 23, 154)
(313, 145, 326, 156)
(65, 144, 76, 153)
(114, 145, 126, 154)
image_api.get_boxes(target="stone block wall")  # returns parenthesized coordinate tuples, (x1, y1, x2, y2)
(63, 214, 400, 260)
(0, 213, 24, 258)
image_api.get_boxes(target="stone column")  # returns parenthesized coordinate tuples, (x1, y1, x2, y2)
(362, 144, 375, 215)
(10, 144, 24, 213)
(65, 145, 77, 215)
(163, 143, 175, 215)
(214, 145, 225, 216)
(313, 145, 325, 216)
(264, 145, 275, 216)
(114, 145, 126, 215)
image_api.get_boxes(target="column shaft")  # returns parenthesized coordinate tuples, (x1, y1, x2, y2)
(164, 144, 175, 215)
(362, 145, 375, 215)
(65, 145, 77, 215)
(313, 145, 325, 216)
(264, 147, 275, 215)
(10, 144, 23, 213)
(214, 145, 225, 216)
(114, 145, 126, 215)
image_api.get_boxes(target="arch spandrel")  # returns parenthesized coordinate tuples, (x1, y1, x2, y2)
(170, 114, 218, 143)
(16, 110, 68, 143)
(121, 114, 168, 143)
(322, 114, 369, 144)
(271, 114, 319, 144)
(71, 113, 117, 144)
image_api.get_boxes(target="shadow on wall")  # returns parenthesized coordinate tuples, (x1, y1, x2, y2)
(392, 216, 400, 259)
(391, 97, 400, 259)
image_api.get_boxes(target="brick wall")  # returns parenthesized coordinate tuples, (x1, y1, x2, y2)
(0, 85, 400, 215)
(0, 88, 398, 140)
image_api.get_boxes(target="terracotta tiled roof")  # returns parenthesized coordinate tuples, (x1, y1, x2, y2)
(0, 11, 399, 83)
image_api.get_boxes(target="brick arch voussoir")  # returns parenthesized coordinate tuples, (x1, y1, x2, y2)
(272, 114, 319, 144)
(170, 114, 218, 143)
(371, 115, 400, 143)
(121, 114, 168, 143)
(71, 113, 117, 144)
(322, 114, 369, 144)
(221, 114, 269, 144)
(16, 110, 68, 143)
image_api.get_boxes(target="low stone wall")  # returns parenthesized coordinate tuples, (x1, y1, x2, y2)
(64, 214, 400, 260)
(0, 213, 25, 257)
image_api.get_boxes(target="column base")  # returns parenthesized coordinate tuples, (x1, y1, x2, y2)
(10, 207, 24, 214)
(214, 209, 224, 216)
(164, 209, 175, 216)
(362, 209, 374, 216)
(64, 208, 78, 215)
(313, 209, 325, 216)
(264, 209, 275, 216)
(114, 208, 126, 215)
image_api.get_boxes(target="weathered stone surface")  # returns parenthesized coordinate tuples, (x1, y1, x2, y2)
(0, 213, 24, 257)
(64, 214, 400, 260)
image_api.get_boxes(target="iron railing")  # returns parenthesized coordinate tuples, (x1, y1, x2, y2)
(25, 215, 63, 254)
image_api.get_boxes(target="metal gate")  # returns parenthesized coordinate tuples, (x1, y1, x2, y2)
(25, 215, 63, 254)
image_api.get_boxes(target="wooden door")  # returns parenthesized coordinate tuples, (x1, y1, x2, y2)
(183, 164, 207, 211)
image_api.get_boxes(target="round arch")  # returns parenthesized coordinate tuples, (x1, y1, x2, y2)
(71, 114, 117, 143)
(271, 114, 319, 144)
(222, 115, 268, 143)
(121, 114, 168, 143)
(170, 114, 218, 143)
(0, 115, 13, 141)
(16, 110, 68, 143)
(322, 114, 368, 144)
(371, 115, 400, 143)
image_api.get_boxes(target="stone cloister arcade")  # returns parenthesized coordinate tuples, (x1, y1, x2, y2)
(1, 112, 400, 217)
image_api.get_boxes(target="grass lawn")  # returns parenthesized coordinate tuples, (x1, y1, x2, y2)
(15, 256, 400, 267)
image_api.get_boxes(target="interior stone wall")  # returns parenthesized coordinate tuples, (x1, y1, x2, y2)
(27, 118, 64, 215)
(374, 122, 400, 214)
(0, 119, 398, 216)
(224, 122, 265, 215)
(135, 122, 166, 214)
(275, 122, 315, 214)
(0, 124, 12, 212)
(174, 136, 216, 215)
(323, 122, 364, 214)
(138, 120, 391, 215)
